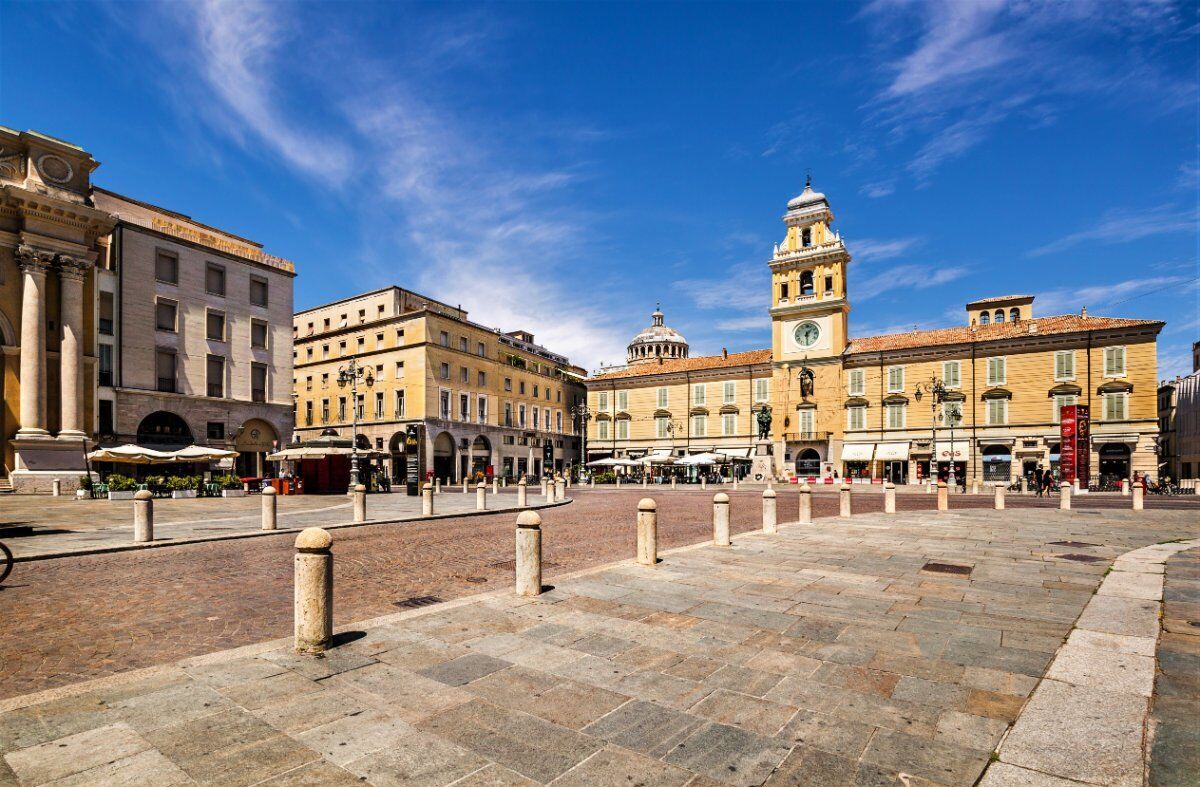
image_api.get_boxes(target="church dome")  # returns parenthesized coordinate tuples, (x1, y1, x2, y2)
(627, 305, 689, 365)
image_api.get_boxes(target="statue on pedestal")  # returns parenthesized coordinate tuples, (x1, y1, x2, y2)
(755, 406, 772, 441)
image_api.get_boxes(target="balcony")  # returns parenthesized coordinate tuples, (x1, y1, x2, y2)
(783, 431, 831, 443)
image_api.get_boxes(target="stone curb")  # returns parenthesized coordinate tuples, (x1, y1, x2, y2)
(11, 497, 575, 564)
(981, 537, 1200, 787)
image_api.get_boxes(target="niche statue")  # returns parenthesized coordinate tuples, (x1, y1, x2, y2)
(755, 406, 772, 441)
(798, 367, 815, 400)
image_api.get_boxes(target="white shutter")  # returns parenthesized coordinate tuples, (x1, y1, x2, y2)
(1105, 347, 1126, 376)
(848, 369, 865, 396)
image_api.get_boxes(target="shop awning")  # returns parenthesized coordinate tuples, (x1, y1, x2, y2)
(722, 447, 753, 458)
(875, 442, 910, 461)
(933, 442, 971, 461)
(840, 443, 875, 462)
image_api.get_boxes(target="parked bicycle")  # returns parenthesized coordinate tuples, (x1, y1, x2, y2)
(0, 540, 12, 585)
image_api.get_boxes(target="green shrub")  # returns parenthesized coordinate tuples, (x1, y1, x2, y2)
(107, 474, 137, 492)
(216, 474, 243, 490)
(78, 476, 92, 491)
(165, 476, 193, 492)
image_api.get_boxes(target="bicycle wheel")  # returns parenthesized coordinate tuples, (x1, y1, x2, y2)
(0, 541, 12, 585)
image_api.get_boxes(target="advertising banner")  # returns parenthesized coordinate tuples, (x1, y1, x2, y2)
(1059, 405, 1091, 486)
(405, 424, 422, 496)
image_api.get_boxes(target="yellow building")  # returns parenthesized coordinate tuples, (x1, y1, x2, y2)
(293, 287, 586, 482)
(588, 180, 1164, 487)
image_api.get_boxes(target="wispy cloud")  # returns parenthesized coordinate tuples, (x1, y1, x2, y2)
(675, 268, 767, 311)
(860, 181, 895, 198)
(1028, 204, 1198, 257)
(852, 236, 921, 263)
(1033, 275, 1197, 316)
(716, 315, 770, 332)
(855, 264, 968, 301)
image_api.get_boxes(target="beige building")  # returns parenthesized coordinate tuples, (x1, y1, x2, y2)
(0, 127, 296, 492)
(589, 180, 1165, 487)
(292, 287, 586, 482)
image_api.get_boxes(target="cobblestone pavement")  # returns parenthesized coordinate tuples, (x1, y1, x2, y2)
(0, 489, 1195, 701)
(1149, 546, 1200, 785)
(2, 505, 1196, 786)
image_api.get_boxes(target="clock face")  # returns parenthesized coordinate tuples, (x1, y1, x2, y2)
(793, 321, 820, 348)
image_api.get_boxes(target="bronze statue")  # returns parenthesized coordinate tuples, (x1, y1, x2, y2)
(798, 367, 815, 399)
(755, 406, 772, 440)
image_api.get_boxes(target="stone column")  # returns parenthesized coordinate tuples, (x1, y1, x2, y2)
(476, 482, 487, 510)
(798, 482, 812, 524)
(57, 257, 88, 438)
(839, 484, 852, 518)
(294, 528, 333, 654)
(884, 482, 895, 514)
(133, 490, 153, 542)
(15, 247, 52, 437)
(762, 488, 777, 534)
(1060, 484, 1071, 510)
(262, 486, 277, 530)
(515, 511, 542, 596)
(353, 484, 367, 521)
(712, 492, 730, 546)
(637, 498, 657, 566)
(422, 482, 434, 516)
(1132, 484, 1143, 511)
(994, 484, 1005, 510)
(517, 477, 527, 507)
(937, 481, 949, 511)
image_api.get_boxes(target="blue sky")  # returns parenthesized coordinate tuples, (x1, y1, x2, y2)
(4, 0, 1197, 374)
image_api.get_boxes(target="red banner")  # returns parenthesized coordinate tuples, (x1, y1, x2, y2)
(1059, 404, 1091, 486)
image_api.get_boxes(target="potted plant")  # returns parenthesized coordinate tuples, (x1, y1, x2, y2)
(106, 474, 137, 500)
(219, 474, 246, 497)
(167, 475, 197, 499)
(76, 476, 92, 499)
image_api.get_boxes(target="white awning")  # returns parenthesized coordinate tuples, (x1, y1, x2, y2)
(934, 442, 971, 461)
(722, 447, 753, 458)
(875, 442, 910, 461)
(840, 443, 875, 462)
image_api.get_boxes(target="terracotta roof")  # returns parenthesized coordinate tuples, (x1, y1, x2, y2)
(846, 315, 1163, 355)
(591, 348, 772, 381)
(965, 294, 1033, 306)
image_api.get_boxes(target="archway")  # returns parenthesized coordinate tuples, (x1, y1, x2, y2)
(1099, 443, 1131, 483)
(467, 435, 492, 479)
(982, 445, 1012, 483)
(389, 431, 407, 484)
(136, 411, 193, 448)
(432, 431, 456, 482)
(796, 448, 821, 478)
(235, 419, 278, 477)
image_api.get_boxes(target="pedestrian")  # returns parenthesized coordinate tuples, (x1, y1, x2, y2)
(1034, 466, 1044, 497)
(1043, 469, 1054, 494)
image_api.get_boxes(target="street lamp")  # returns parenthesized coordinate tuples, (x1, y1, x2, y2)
(336, 358, 375, 490)
(570, 401, 592, 479)
(915, 377, 962, 490)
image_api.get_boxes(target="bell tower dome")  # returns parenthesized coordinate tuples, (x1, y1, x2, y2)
(627, 305, 689, 365)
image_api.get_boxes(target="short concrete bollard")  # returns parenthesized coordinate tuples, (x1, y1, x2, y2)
(762, 488, 777, 534)
(884, 482, 896, 514)
(670, 477, 677, 490)
(616, 476, 622, 488)
(937, 481, 949, 512)
(839, 484, 852, 518)
(477, 482, 487, 511)
(517, 477, 528, 507)
(637, 498, 658, 566)
(1021, 477, 1029, 494)
(1060, 484, 1071, 510)
(262, 486, 278, 530)
(926, 481, 934, 495)
(701, 477, 707, 491)
(555, 476, 565, 502)
(462, 479, 469, 494)
(515, 511, 542, 596)
(1122, 478, 1130, 497)
(994, 484, 1005, 510)
(642, 475, 648, 489)
(133, 489, 154, 542)
(590, 478, 595, 488)
(733, 476, 739, 491)
(353, 484, 367, 522)
(435, 478, 441, 495)
(798, 482, 812, 524)
(294, 528, 333, 654)
(492, 478, 499, 495)
(1132, 484, 1143, 511)
(970, 479, 980, 495)
(422, 482, 434, 516)
(52, 479, 61, 497)
(713, 492, 730, 546)
(540, 478, 548, 498)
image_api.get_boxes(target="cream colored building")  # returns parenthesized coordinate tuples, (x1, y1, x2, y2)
(293, 287, 586, 481)
(589, 180, 1165, 487)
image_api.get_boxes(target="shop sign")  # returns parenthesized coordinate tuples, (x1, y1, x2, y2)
(1059, 405, 1090, 485)
(405, 424, 422, 496)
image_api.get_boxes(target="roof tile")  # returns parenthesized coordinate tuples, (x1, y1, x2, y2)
(591, 348, 772, 380)
(846, 314, 1162, 354)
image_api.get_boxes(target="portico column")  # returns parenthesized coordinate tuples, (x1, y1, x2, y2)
(57, 257, 88, 438)
(15, 246, 53, 437)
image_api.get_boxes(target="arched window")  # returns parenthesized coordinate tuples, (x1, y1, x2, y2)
(801, 228, 812, 247)
(799, 271, 815, 295)
(1009, 307, 1020, 322)
(994, 309, 1005, 323)
(979, 311, 990, 325)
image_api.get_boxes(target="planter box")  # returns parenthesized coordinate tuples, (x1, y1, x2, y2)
(221, 489, 247, 498)
(170, 490, 198, 499)
(108, 491, 135, 501)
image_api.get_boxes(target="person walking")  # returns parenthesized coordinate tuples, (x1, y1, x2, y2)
(1043, 469, 1055, 495)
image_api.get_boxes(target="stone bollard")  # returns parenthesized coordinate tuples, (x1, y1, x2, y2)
(555, 476, 565, 502)
(435, 478, 441, 495)
(937, 481, 949, 512)
(1122, 478, 1130, 497)
(353, 484, 367, 522)
(670, 477, 677, 490)
(540, 478, 548, 497)
(515, 511, 542, 596)
(926, 481, 934, 494)
(590, 478, 595, 488)
(1021, 477, 1029, 494)
(762, 488, 777, 534)
(637, 498, 658, 566)
(798, 482, 812, 524)
(52, 479, 61, 497)
(1060, 484, 1071, 510)
(1073, 478, 1081, 493)
(839, 484, 852, 518)
(642, 475, 648, 489)
(133, 489, 154, 542)
(616, 476, 622, 488)
(503, 477, 508, 488)
(476, 482, 487, 511)
(422, 482, 434, 516)
(492, 478, 499, 495)
(1132, 484, 1143, 511)
(713, 492, 730, 546)
(462, 479, 468, 494)
(994, 484, 1005, 510)
(733, 476, 739, 491)
(262, 486, 278, 530)
(970, 479, 980, 495)
(517, 478, 527, 507)
(884, 482, 896, 514)
(294, 528, 333, 654)
(701, 477, 707, 491)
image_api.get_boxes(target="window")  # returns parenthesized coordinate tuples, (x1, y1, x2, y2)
(597, 391, 608, 410)
(207, 354, 225, 398)
(598, 420, 610, 440)
(1104, 346, 1127, 377)
(798, 409, 814, 436)
(460, 367, 469, 384)
(1009, 307, 1020, 322)
(617, 390, 628, 411)
(886, 403, 905, 429)
(156, 350, 176, 392)
(824, 275, 833, 293)
(251, 363, 267, 402)
(478, 371, 486, 386)
(656, 416, 669, 438)
(98, 344, 113, 387)
(555, 410, 562, 431)
(984, 356, 1005, 386)
(1103, 392, 1128, 421)
(478, 396, 488, 423)
(504, 402, 513, 427)
(207, 422, 225, 440)
(306, 348, 313, 360)
(305, 375, 312, 391)
(799, 270, 814, 295)
(533, 384, 540, 398)
(691, 415, 707, 437)
(251, 320, 268, 349)
(338, 341, 346, 356)
(887, 366, 904, 393)
(1054, 351, 1075, 381)
(617, 419, 630, 440)
(321, 399, 329, 423)
(519, 381, 526, 395)
(439, 331, 449, 347)
(518, 404, 527, 427)
(375, 332, 384, 347)
(979, 311, 990, 325)
(338, 397, 347, 421)
(395, 361, 405, 378)
(723, 381, 736, 404)
(722, 413, 736, 435)
(848, 369, 865, 396)
(437, 390, 449, 420)
(323, 318, 331, 330)
(356, 394, 364, 419)
(656, 387, 669, 408)
(780, 282, 789, 301)
(155, 299, 177, 332)
(206, 310, 226, 342)
(358, 309, 366, 323)
(304, 401, 313, 426)
(98, 399, 114, 435)
(459, 336, 468, 352)
(692, 383, 706, 406)
(847, 406, 865, 430)
(249, 276, 269, 307)
(357, 336, 365, 352)
(371, 391, 382, 418)
(532, 406, 539, 429)
(943, 361, 961, 389)
(986, 398, 1007, 425)
(1052, 394, 1077, 422)
(504, 377, 512, 392)
(396, 328, 405, 342)
(459, 393, 470, 421)
(477, 341, 486, 357)
(155, 250, 178, 284)
(394, 390, 405, 417)
(99, 292, 114, 335)
(994, 309, 1005, 324)
(754, 378, 769, 402)
(440, 363, 450, 380)
(321, 373, 329, 388)
(801, 227, 812, 247)
(205, 263, 226, 296)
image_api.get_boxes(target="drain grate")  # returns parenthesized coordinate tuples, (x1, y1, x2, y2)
(393, 595, 443, 609)
(489, 559, 559, 571)
(922, 562, 973, 577)
(1049, 541, 1099, 547)
(1058, 553, 1105, 563)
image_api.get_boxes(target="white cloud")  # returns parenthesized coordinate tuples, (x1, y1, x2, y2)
(715, 315, 769, 332)
(1033, 275, 1195, 316)
(675, 270, 767, 311)
(1028, 205, 1198, 257)
(854, 264, 968, 301)
(860, 181, 895, 198)
(852, 236, 921, 263)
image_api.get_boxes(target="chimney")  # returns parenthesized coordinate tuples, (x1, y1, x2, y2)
(1081, 306, 1088, 319)
(1029, 322, 1038, 334)
(722, 347, 728, 359)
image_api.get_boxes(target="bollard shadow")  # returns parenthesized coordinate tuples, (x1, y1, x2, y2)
(330, 631, 367, 648)
(540, 584, 555, 593)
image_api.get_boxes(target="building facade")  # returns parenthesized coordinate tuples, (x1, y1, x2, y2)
(588, 180, 1165, 486)
(292, 287, 586, 482)
(0, 127, 296, 492)
(1158, 341, 1200, 482)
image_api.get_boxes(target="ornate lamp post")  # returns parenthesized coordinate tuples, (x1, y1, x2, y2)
(336, 358, 374, 489)
(570, 401, 592, 479)
(915, 377, 963, 490)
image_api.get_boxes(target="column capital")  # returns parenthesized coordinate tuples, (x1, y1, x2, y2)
(56, 255, 90, 281)
(15, 244, 55, 275)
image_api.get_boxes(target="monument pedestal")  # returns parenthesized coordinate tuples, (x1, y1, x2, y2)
(10, 435, 93, 494)
(749, 440, 774, 483)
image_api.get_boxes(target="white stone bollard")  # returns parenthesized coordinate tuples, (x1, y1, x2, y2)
(422, 482, 434, 516)
(1073, 478, 1081, 493)
(937, 481, 949, 512)
(294, 528, 333, 654)
(1132, 484, 1143, 511)
(540, 478, 548, 497)
(503, 477, 508, 488)
(637, 498, 658, 566)
(52, 479, 61, 497)
(133, 490, 154, 542)
(839, 484, 852, 518)
(1060, 484, 1071, 510)
(1021, 477, 1029, 494)
(616, 476, 622, 488)
(713, 492, 730, 546)
(590, 478, 595, 488)
(798, 482, 812, 524)
(701, 477, 707, 491)
(733, 476, 739, 491)
(1122, 478, 1130, 497)
(435, 478, 441, 495)
(517, 477, 527, 506)
(353, 484, 367, 522)
(462, 479, 469, 494)
(762, 488, 777, 534)
(515, 511, 542, 596)
(970, 479, 980, 495)
(994, 484, 1005, 510)
(262, 486, 277, 530)
(884, 482, 896, 514)
(555, 476, 565, 502)
(670, 477, 677, 490)
(927, 481, 934, 494)
(642, 475, 648, 489)
(477, 482, 487, 511)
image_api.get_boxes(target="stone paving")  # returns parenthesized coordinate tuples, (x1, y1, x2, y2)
(1148, 546, 1200, 786)
(2, 504, 1196, 786)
